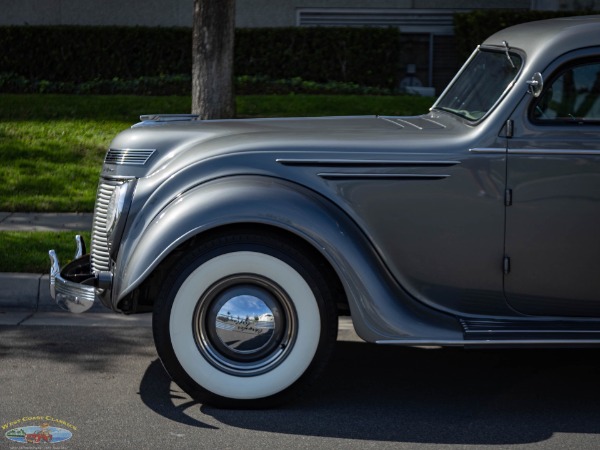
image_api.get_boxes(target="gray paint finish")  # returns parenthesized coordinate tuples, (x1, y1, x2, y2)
(52, 17, 600, 347)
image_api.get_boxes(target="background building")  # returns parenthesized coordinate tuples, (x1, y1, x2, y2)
(3, 0, 597, 27)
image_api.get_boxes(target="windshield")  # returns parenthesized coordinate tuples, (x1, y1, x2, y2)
(433, 49, 523, 122)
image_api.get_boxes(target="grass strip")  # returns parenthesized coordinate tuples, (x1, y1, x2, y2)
(0, 231, 91, 273)
(0, 93, 433, 121)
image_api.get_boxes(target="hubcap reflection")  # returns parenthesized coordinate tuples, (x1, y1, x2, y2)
(193, 275, 297, 376)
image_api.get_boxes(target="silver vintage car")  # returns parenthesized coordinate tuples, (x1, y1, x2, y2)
(50, 16, 600, 408)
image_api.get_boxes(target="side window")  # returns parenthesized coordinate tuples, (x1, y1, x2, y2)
(532, 60, 600, 124)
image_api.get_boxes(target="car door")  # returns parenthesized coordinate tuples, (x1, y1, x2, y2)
(505, 49, 600, 317)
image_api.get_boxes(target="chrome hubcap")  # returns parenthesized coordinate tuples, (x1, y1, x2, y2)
(193, 274, 297, 376)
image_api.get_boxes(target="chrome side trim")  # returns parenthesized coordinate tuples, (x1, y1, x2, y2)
(277, 158, 460, 167)
(376, 339, 600, 346)
(318, 173, 450, 180)
(469, 148, 506, 154)
(472, 147, 600, 156)
(139, 114, 199, 122)
(507, 148, 600, 156)
(461, 317, 600, 331)
(421, 118, 447, 128)
(380, 116, 430, 129)
(278, 159, 456, 181)
(393, 118, 423, 130)
(379, 117, 404, 128)
(105, 148, 156, 166)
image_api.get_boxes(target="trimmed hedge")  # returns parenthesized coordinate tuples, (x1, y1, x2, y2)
(454, 10, 597, 60)
(0, 26, 190, 82)
(3, 15, 599, 95)
(0, 25, 402, 89)
(0, 73, 397, 96)
(235, 27, 401, 88)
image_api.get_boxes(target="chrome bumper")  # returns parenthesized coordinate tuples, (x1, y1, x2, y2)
(49, 235, 108, 313)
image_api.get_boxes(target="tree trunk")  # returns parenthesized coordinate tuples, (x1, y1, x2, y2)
(191, 0, 235, 119)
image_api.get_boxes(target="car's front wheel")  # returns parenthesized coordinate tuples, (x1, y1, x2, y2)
(152, 231, 338, 408)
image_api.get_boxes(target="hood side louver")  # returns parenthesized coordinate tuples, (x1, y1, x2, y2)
(105, 148, 156, 166)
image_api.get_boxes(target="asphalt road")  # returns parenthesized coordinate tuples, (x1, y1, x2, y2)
(2, 314, 600, 449)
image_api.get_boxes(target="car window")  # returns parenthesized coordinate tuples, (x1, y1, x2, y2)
(433, 49, 522, 122)
(532, 60, 600, 124)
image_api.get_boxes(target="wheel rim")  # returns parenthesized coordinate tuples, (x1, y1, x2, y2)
(193, 274, 298, 376)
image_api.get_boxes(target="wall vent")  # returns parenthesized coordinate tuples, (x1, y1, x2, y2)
(297, 8, 460, 35)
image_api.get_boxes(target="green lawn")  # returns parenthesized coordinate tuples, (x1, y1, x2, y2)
(0, 93, 433, 272)
(0, 94, 192, 212)
(0, 231, 91, 273)
(0, 93, 432, 212)
(0, 95, 431, 212)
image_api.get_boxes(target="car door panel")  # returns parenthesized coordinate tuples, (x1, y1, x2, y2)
(505, 51, 600, 317)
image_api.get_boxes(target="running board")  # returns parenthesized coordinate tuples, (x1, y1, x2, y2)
(461, 318, 600, 341)
(375, 318, 600, 348)
(376, 339, 600, 347)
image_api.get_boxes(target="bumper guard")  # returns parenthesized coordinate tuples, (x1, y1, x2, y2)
(49, 235, 109, 313)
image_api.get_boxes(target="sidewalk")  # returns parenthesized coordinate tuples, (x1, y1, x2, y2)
(0, 212, 93, 312)
(0, 211, 93, 231)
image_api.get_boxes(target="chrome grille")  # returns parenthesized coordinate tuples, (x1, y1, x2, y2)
(91, 179, 123, 272)
(105, 148, 155, 166)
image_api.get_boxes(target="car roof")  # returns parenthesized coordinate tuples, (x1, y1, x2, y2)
(482, 15, 600, 69)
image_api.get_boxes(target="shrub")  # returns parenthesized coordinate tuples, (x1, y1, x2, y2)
(235, 27, 401, 89)
(0, 73, 401, 96)
(0, 25, 402, 89)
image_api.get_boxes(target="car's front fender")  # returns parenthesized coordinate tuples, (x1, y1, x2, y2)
(112, 175, 461, 342)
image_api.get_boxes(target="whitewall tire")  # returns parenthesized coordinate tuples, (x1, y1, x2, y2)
(153, 231, 338, 408)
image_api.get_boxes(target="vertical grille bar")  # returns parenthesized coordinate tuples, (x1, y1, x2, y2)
(91, 179, 123, 272)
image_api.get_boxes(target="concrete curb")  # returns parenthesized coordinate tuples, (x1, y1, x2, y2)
(0, 269, 150, 327)
(0, 273, 46, 310)
(0, 273, 60, 312)
(0, 272, 112, 313)
(0, 212, 93, 310)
